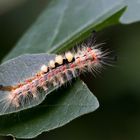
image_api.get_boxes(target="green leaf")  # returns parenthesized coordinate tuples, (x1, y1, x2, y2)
(1, 0, 139, 139)
(3, 0, 125, 61)
(0, 54, 55, 115)
(120, 0, 140, 24)
(0, 80, 99, 139)
(2, 1, 140, 62)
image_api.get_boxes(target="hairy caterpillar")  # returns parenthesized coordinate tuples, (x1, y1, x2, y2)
(0, 32, 112, 115)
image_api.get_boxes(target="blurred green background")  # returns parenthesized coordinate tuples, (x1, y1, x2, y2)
(0, 0, 140, 140)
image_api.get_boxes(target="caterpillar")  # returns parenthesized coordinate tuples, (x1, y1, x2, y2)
(0, 32, 112, 115)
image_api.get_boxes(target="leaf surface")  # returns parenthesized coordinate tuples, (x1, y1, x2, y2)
(1, 0, 139, 138)
(0, 80, 99, 139)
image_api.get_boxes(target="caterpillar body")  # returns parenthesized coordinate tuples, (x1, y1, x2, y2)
(0, 33, 111, 115)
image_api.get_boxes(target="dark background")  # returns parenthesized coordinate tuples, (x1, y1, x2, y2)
(0, 0, 140, 140)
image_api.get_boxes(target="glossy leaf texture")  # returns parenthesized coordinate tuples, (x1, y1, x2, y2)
(0, 54, 56, 115)
(120, 0, 140, 24)
(2, 0, 140, 62)
(3, 0, 125, 61)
